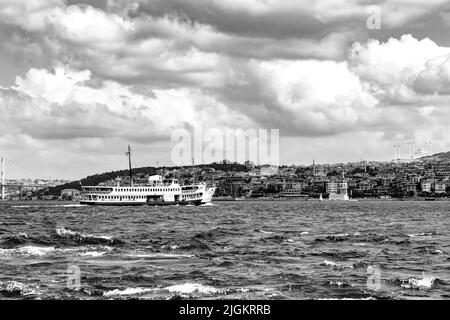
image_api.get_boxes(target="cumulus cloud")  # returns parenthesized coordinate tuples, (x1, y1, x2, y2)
(414, 56, 450, 94)
(1, 66, 252, 142)
(0, 0, 449, 178)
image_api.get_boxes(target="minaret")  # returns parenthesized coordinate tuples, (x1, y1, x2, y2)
(312, 156, 316, 177)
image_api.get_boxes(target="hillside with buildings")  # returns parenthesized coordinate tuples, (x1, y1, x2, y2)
(420, 151, 450, 162)
(33, 162, 248, 199)
(0, 153, 444, 201)
(20, 153, 448, 201)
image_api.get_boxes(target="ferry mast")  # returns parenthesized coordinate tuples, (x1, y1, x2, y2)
(126, 145, 133, 187)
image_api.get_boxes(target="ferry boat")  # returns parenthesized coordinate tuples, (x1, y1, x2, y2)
(80, 175, 216, 206)
(80, 146, 216, 206)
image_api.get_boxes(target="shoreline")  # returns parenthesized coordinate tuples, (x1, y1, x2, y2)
(1, 197, 449, 203)
(212, 197, 450, 202)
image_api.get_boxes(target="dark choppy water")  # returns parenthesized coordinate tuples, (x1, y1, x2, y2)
(0, 200, 449, 300)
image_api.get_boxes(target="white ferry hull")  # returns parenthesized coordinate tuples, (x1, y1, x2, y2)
(80, 198, 204, 206)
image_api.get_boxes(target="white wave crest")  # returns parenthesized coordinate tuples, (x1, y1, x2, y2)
(0, 281, 37, 296)
(402, 272, 437, 289)
(0, 246, 55, 256)
(407, 232, 434, 238)
(321, 260, 353, 269)
(164, 283, 218, 295)
(103, 287, 156, 297)
(56, 227, 113, 241)
(80, 251, 106, 257)
(127, 252, 194, 259)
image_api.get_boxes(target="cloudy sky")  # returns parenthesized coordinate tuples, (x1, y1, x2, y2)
(1, 0, 450, 179)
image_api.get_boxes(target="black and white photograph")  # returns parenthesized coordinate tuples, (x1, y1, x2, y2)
(0, 0, 449, 311)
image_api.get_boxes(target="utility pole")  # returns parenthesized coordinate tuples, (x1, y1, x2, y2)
(1, 157, 5, 200)
(125, 145, 133, 187)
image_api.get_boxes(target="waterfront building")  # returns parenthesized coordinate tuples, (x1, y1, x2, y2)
(434, 181, 447, 194)
(61, 189, 81, 198)
(421, 180, 433, 193)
